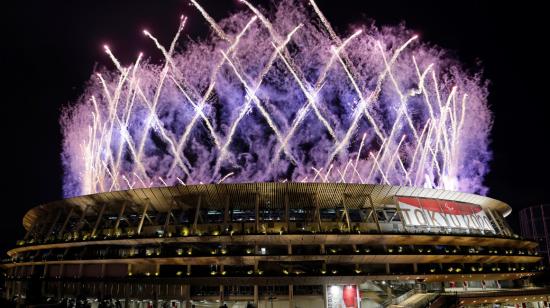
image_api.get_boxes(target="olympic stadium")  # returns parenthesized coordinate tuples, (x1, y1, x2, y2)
(2, 183, 549, 307)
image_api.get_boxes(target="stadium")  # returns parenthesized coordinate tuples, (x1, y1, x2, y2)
(2, 182, 548, 307)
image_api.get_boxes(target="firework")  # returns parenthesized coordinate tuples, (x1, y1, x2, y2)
(61, 0, 490, 197)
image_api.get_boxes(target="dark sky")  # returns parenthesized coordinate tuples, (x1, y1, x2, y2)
(3, 1, 549, 253)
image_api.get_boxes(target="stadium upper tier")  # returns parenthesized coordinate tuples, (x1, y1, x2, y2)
(20, 182, 511, 235)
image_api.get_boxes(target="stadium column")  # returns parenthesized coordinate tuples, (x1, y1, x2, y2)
(288, 284, 294, 308)
(184, 284, 191, 308)
(254, 261, 259, 307)
(288, 244, 293, 308)
(91, 203, 107, 238)
(16, 280, 23, 306)
(74, 205, 90, 233)
(192, 195, 202, 235)
(224, 195, 230, 230)
(10, 268, 16, 298)
(487, 208, 506, 235)
(494, 209, 508, 235)
(114, 202, 127, 235)
(490, 209, 512, 236)
(342, 194, 351, 231)
(100, 263, 106, 300)
(45, 208, 63, 241)
(137, 203, 150, 235)
(57, 207, 75, 240)
(163, 201, 175, 235)
(367, 195, 381, 232)
(41, 265, 48, 295)
(322, 283, 327, 308)
(222, 196, 229, 260)
(179, 267, 192, 306)
(255, 193, 260, 233)
(36, 211, 56, 240)
(5, 271, 10, 301)
(499, 211, 515, 236)
(77, 264, 83, 294)
(284, 192, 290, 233)
(314, 193, 322, 231)
(219, 265, 225, 305)
(58, 263, 65, 297)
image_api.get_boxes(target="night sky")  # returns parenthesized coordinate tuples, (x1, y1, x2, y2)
(3, 0, 549, 253)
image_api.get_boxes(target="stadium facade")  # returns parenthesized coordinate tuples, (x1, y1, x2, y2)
(2, 183, 549, 307)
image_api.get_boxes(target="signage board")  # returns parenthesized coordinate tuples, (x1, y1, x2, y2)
(396, 197, 495, 232)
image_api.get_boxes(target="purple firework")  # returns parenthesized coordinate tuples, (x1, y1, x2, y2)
(61, 0, 491, 197)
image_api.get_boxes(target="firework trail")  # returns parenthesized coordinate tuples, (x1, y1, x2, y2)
(61, 0, 491, 197)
